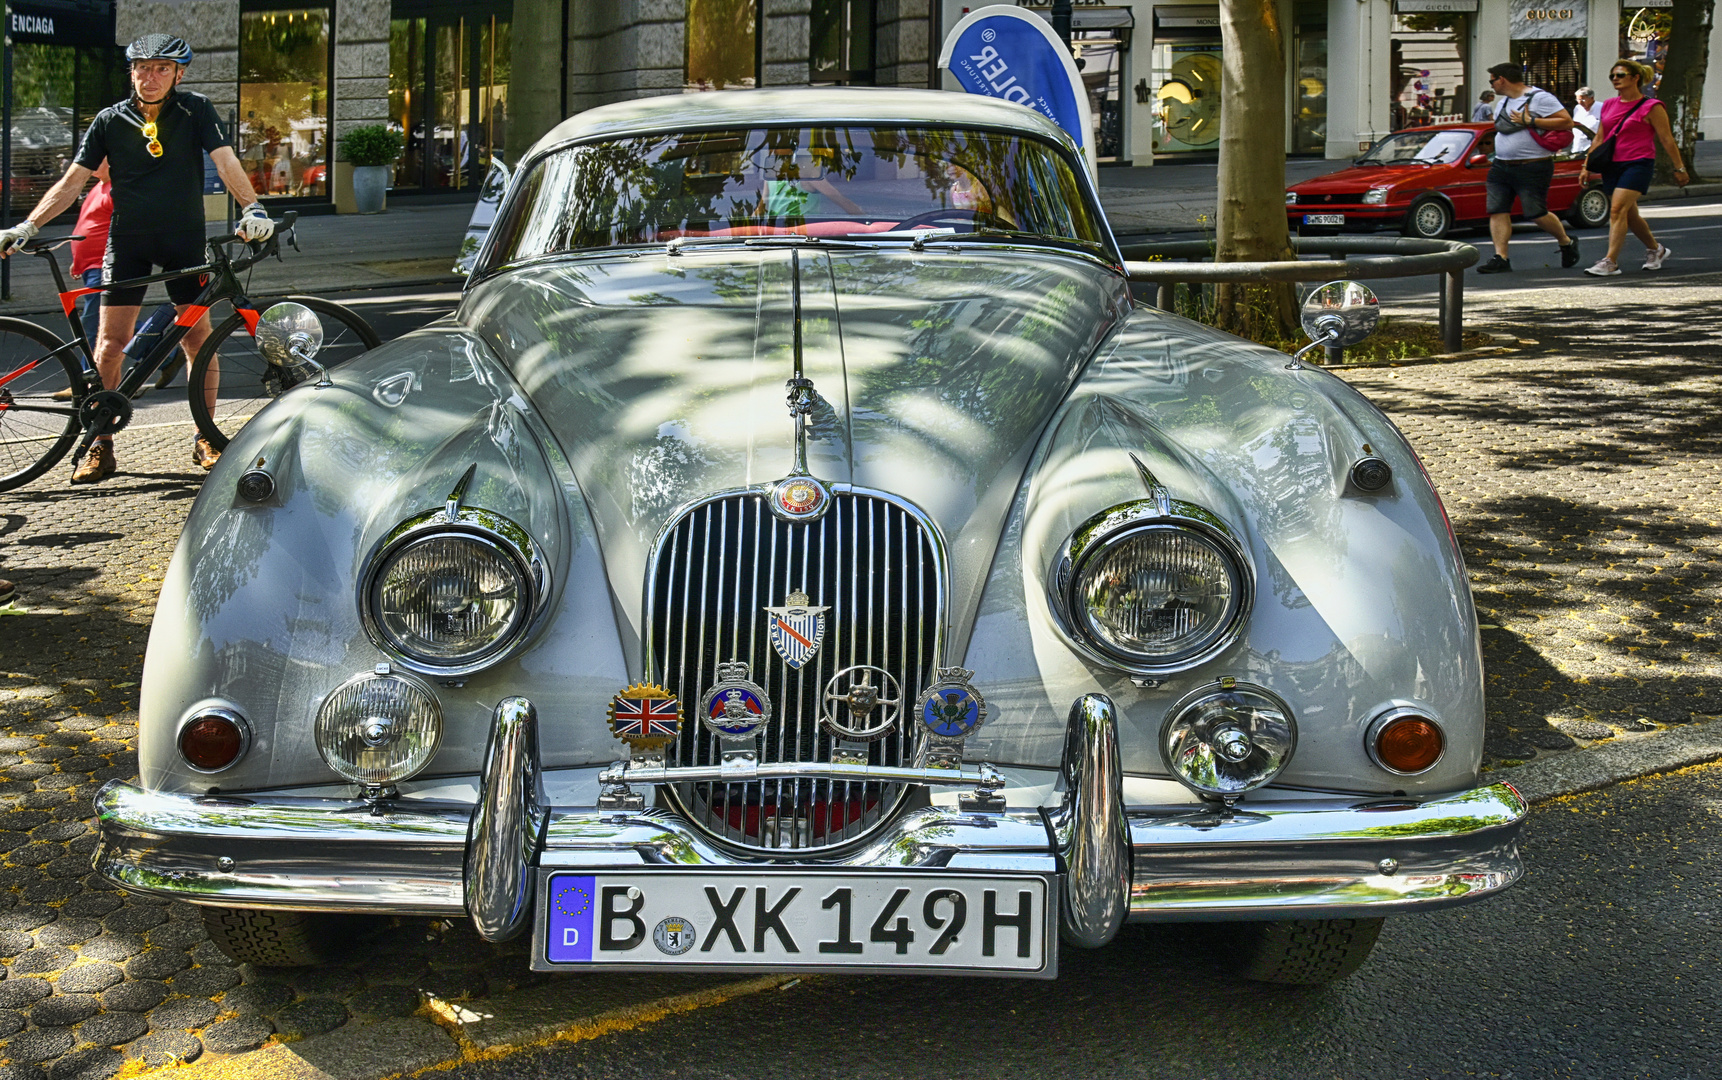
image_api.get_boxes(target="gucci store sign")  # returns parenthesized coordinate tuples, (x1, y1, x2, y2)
(1510, 0, 1589, 40)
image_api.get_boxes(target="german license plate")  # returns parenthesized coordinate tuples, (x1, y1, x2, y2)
(532, 869, 1055, 977)
(1304, 213, 1345, 225)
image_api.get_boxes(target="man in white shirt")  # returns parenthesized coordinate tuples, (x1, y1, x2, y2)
(1571, 87, 1599, 154)
(1477, 62, 1581, 273)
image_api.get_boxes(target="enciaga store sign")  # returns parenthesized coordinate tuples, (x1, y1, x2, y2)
(5, 0, 115, 47)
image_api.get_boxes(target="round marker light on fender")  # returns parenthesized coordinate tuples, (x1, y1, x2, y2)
(1371, 710, 1445, 774)
(178, 709, 250, 772)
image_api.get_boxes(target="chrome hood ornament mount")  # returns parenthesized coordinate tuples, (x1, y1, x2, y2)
(770, 249, 833, 522)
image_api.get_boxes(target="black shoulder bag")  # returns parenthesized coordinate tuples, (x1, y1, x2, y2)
(1584, 98, 1652, 172)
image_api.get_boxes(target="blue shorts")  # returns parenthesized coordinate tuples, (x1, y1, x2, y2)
(1600, 158, 1655, 196)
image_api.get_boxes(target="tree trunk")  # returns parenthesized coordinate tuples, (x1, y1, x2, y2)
(1657, 0, 1713, 184)
(1214, 0, 1297, 340)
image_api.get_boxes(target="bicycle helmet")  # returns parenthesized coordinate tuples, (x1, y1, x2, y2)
(126, 34, 194, 66)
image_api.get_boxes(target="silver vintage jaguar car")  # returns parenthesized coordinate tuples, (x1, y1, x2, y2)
(93, 88, 1526, 983)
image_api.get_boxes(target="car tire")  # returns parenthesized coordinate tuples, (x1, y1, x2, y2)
(1231, 917, 1385, 984)
(1401, 197, 1453, 239)
(1569, 185, 1611, 229)
(201, 907, 365, 967)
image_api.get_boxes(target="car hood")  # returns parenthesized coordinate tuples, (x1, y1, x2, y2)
(461, 245, 1129, 661)
(1289, 165, 1424, 192)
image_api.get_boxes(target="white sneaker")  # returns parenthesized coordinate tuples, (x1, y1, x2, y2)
(1643, 244, 1670, 270)
(1583, 257, 1621, 277)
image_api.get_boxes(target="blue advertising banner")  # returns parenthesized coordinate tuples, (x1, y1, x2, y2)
(937, 5, 1095, 176)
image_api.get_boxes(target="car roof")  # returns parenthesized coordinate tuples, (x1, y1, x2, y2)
(527, 87, 1081, 162)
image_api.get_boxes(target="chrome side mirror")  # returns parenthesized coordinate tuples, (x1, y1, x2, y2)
(1289, 281, 1380, 369)
(256, 302, 332, 388)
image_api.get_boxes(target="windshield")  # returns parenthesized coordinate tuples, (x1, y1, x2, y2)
(483, 126, 1105, 264)
(1357, 129, 1476, 165)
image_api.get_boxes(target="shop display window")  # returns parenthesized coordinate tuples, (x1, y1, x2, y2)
(1514, 40, 1586, 106)
(1293, 1, 1328, 154)
(1391, 13, 1470, 130)
(391, 9, 509, 192)
(1150, 41, 1222, 153)
(4, 43, 126, 210)
(238, 6, 331, 199)
(687, 0, 757, 91)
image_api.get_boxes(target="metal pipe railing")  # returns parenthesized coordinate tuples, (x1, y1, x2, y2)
(1119, 236, 1480, 356)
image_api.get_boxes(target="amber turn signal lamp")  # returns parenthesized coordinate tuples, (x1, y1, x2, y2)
(1375, 716, 1443, 774)
(179, 712, 248, 772)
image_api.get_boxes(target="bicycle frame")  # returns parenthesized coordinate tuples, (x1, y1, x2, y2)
(36, 237, 261, 400)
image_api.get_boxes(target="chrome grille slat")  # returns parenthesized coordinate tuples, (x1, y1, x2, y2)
(649, 490, 942, 853)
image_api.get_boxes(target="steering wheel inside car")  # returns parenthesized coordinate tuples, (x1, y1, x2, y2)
(892, 208, 988, 232)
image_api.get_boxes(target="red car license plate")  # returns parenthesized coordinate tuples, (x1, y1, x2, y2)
(1303, 214, 1344, 225)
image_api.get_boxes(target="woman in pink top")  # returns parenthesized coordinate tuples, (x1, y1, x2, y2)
(1580, 59, 1689, 275)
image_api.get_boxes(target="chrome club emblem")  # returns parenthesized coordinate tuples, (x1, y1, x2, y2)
(764, 589, 829, 670)
(915, 668, 989, 741)
(698, 660, 772, 740)
(820, 665, 902, 742)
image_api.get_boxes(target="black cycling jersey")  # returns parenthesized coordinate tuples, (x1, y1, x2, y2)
(73, 89, 229, 237)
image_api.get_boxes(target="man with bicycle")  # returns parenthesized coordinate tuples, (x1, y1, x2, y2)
(0, 34, 274, 482)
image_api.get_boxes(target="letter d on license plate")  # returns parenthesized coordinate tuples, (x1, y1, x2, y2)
(533, 869, 1056, 977)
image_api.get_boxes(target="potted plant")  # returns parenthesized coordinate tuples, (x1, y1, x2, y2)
(338, 125, 403, 214)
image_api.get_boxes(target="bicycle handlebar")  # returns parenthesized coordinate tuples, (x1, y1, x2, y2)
(221, 211, 299, 272)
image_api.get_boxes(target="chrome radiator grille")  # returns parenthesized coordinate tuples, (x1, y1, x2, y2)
(648, 490, 943, 852)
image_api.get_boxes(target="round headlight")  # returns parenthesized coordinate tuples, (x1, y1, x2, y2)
(367, 528, 532, 672)
(1161, 684, 1296, 799)
(315, 671, 444, 785)
(1071, 523, 1246, 669)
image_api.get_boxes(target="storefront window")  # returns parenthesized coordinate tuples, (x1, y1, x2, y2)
(1074, 30, 1126, 161)
(1150, 6, 1222, 156)
(237, 6, 331, 199)
(1390, 13, 1470, 130)
(5, 43, 126, 210)
(811, 0, 873, 84)
(1513, 40, 1586, 105)
(1292, 1, 1328, 154)
(390, 9, 509, 192)
(687, 0, 757, 90)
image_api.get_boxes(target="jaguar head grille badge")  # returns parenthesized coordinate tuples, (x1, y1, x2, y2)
(769, 249, 833, 523)
(821, 665, 902, 765)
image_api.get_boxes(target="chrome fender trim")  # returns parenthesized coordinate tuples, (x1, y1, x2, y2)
(464, 697, 547, 942)
(1045, 694, 1131, 948)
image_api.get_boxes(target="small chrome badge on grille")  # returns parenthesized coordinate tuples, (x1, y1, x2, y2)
(916, 668, 989, 742)
(821, 665, 902, 752)
(764, 590, 829, 669)
(699, 661, 771, 740)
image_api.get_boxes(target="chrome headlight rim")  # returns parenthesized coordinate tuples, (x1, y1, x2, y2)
(359, 507, 547, 678)
(1365, 704, 1448, 776)
(1050, 497, 1254, 676)
(1159, 680, 1298, 799)
(314, 668, 445, 786)
(175, 704, 253, 775)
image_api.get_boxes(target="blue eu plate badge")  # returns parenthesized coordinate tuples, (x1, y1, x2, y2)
(546, 875, 595, 962)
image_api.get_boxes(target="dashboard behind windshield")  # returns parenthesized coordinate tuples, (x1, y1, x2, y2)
(1358, 129, 1477, 165)
(483, 126, 1105, 265)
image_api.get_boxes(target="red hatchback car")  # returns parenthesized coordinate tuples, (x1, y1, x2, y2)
(1286, 123, 1610, 239)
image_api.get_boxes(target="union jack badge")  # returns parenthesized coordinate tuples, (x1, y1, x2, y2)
(607, 683, 682, 752)
(698, 661, 771, 740)
(764, 589, 829, 669)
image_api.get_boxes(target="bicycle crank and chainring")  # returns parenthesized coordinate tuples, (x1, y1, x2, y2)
(78, 390, 135, 436)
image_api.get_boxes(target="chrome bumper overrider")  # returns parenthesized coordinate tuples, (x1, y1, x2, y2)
(92, 694, 1529, 938)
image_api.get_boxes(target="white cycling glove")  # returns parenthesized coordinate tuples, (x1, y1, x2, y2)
(236, 204, 275, 243)
(0, 220, 40, 255)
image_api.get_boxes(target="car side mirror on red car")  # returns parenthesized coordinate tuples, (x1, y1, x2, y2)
(1467, 153, 1489, 167)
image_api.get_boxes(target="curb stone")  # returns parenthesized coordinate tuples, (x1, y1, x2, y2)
(1492, 715, 1722, 804)
(108, 727, 1722, 1080)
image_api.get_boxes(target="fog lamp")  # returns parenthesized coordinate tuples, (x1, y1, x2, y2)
(1369, 709, 1445, 774)
(1161, 683, 1296, 799)
(178, 708, 250, 772)
(315, 670, 443, 785)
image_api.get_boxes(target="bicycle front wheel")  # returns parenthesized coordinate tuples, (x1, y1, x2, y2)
(0, 317, 82, 492)
(188, 297, 382, 451)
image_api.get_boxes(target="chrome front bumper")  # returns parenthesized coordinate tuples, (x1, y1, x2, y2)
(93, 695, 1529, 944)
